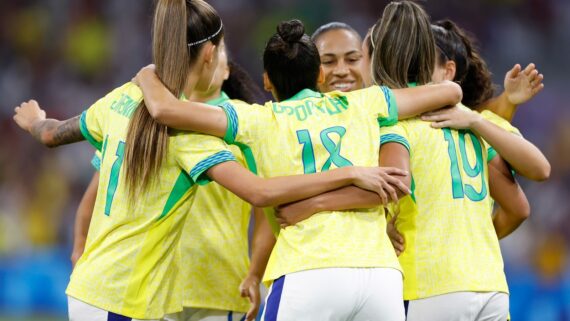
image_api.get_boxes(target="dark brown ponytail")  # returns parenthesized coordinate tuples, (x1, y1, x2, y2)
(432, 19, 494, 108)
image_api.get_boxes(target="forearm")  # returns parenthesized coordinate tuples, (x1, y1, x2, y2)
(208, 162, 358, 208)
(489, 157, 530, 239)
(471, 117, 550, 181)
(305, 186, 382, 212)
(378, 143, 411, 197)
(479, 92, 517, 122)
(30, 116, 83, 147)
(137, 71, 227, 136)
(260, 167, 366, 207)
(394, 81, 462, 119)
(493, 207, 527, 239)
(247, 208, 276, 279)
(72, 172, 98, 264)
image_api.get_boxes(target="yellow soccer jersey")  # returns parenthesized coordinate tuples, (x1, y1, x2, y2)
(379, 104, 509, 300)
(91, 92, 253, 312)
(219, 86, 401, 283)
(67, 82, 236, 319)
(180, 92, 252, 312)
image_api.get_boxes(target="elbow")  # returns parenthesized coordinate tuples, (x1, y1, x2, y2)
(528, 162, 551, 182)
(446, 81, 463, 105)
(511, 193, 531, 222)
(248, 196, 272, 208)
(147, 104, 163, 121)
(517, 199, 531, 221)
(250, 192, 273, 208)
(536, 162, 551, 182)
(245, 188, 274, 208)
(147, 102, 168, 124)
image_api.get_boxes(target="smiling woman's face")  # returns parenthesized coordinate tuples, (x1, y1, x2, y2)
(315, 29, 365, 93)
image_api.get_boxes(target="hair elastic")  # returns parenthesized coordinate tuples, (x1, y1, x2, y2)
(187, 22, 223, 47)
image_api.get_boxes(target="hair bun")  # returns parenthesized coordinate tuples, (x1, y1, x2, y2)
(437, 19, 455, 31)
(277, 19, 305, 43)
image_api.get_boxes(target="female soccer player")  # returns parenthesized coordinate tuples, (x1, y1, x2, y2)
(70, 41, 270, 321)
(361, 22, 544, 123)
(12, 1, 408, 320)
(374, 12, 548, 321)
(133, 15, 462, 320)
(274, 3, 549, 321)
(311, 22, 367, 93)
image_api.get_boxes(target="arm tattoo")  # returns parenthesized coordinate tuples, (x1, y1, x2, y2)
(31, 116, 84, 147)
(54, 116, 84, 145)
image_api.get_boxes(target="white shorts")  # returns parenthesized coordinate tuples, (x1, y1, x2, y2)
(163, 307, 245, 321)
(405, 291, 509, 321)
(261, 267, 404, 321)
(68, 296, 164, 321)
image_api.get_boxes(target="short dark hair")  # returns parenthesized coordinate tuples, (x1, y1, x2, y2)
(311, 22, 361, 43)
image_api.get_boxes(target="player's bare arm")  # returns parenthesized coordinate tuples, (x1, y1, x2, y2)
(488, 156, 530, 239)
(13, 100, 83, 147)
(207, 161, 408, 208)
(72, 172, 98, 267)
(393, 80, 462, 119)
(135, 65, 228, 137)
(240, 208, 275, 321)
(479, 63, 544, 121)
(276, 143, 411, 227)
(422, 106, 550, 181)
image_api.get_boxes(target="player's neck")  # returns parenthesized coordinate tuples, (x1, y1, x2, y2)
(183, 72, 201, 100)
(189, 88, 222, 103)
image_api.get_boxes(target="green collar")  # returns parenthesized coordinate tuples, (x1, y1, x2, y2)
(205, 91, 230, 106)
(283, 88, 322, 102)
(180, 91, 230, 105)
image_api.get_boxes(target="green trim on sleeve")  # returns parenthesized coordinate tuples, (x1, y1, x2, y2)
(487, 146, 517, 176)
(377, 86, 399, 127)
(410, 175, 417, 203)
(487, 147, 498, 163)
(91, 154, 101, 171)
(263, 207, 281, 237)
(205, 95, 258, 175)
(79, 111, 102, 151)
(158, 171, 195, 220)
(380, 134, 410, 152)
(233, 142, 258, 175)
(189, 150, 236, 185)
(219, 102, 238, 144)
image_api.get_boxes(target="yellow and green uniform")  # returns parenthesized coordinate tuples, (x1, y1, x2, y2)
(218, 86, 402, 284)
(90, 91, 253, 313)
(68, 83, 236, 319)
(379, 105, 519, 300)
(181, 92, 252, 312)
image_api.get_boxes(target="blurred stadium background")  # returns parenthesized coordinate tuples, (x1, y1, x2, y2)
(0, 0, 569, 320)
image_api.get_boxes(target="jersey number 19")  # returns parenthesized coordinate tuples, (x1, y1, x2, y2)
(443, 128, 487, 202)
